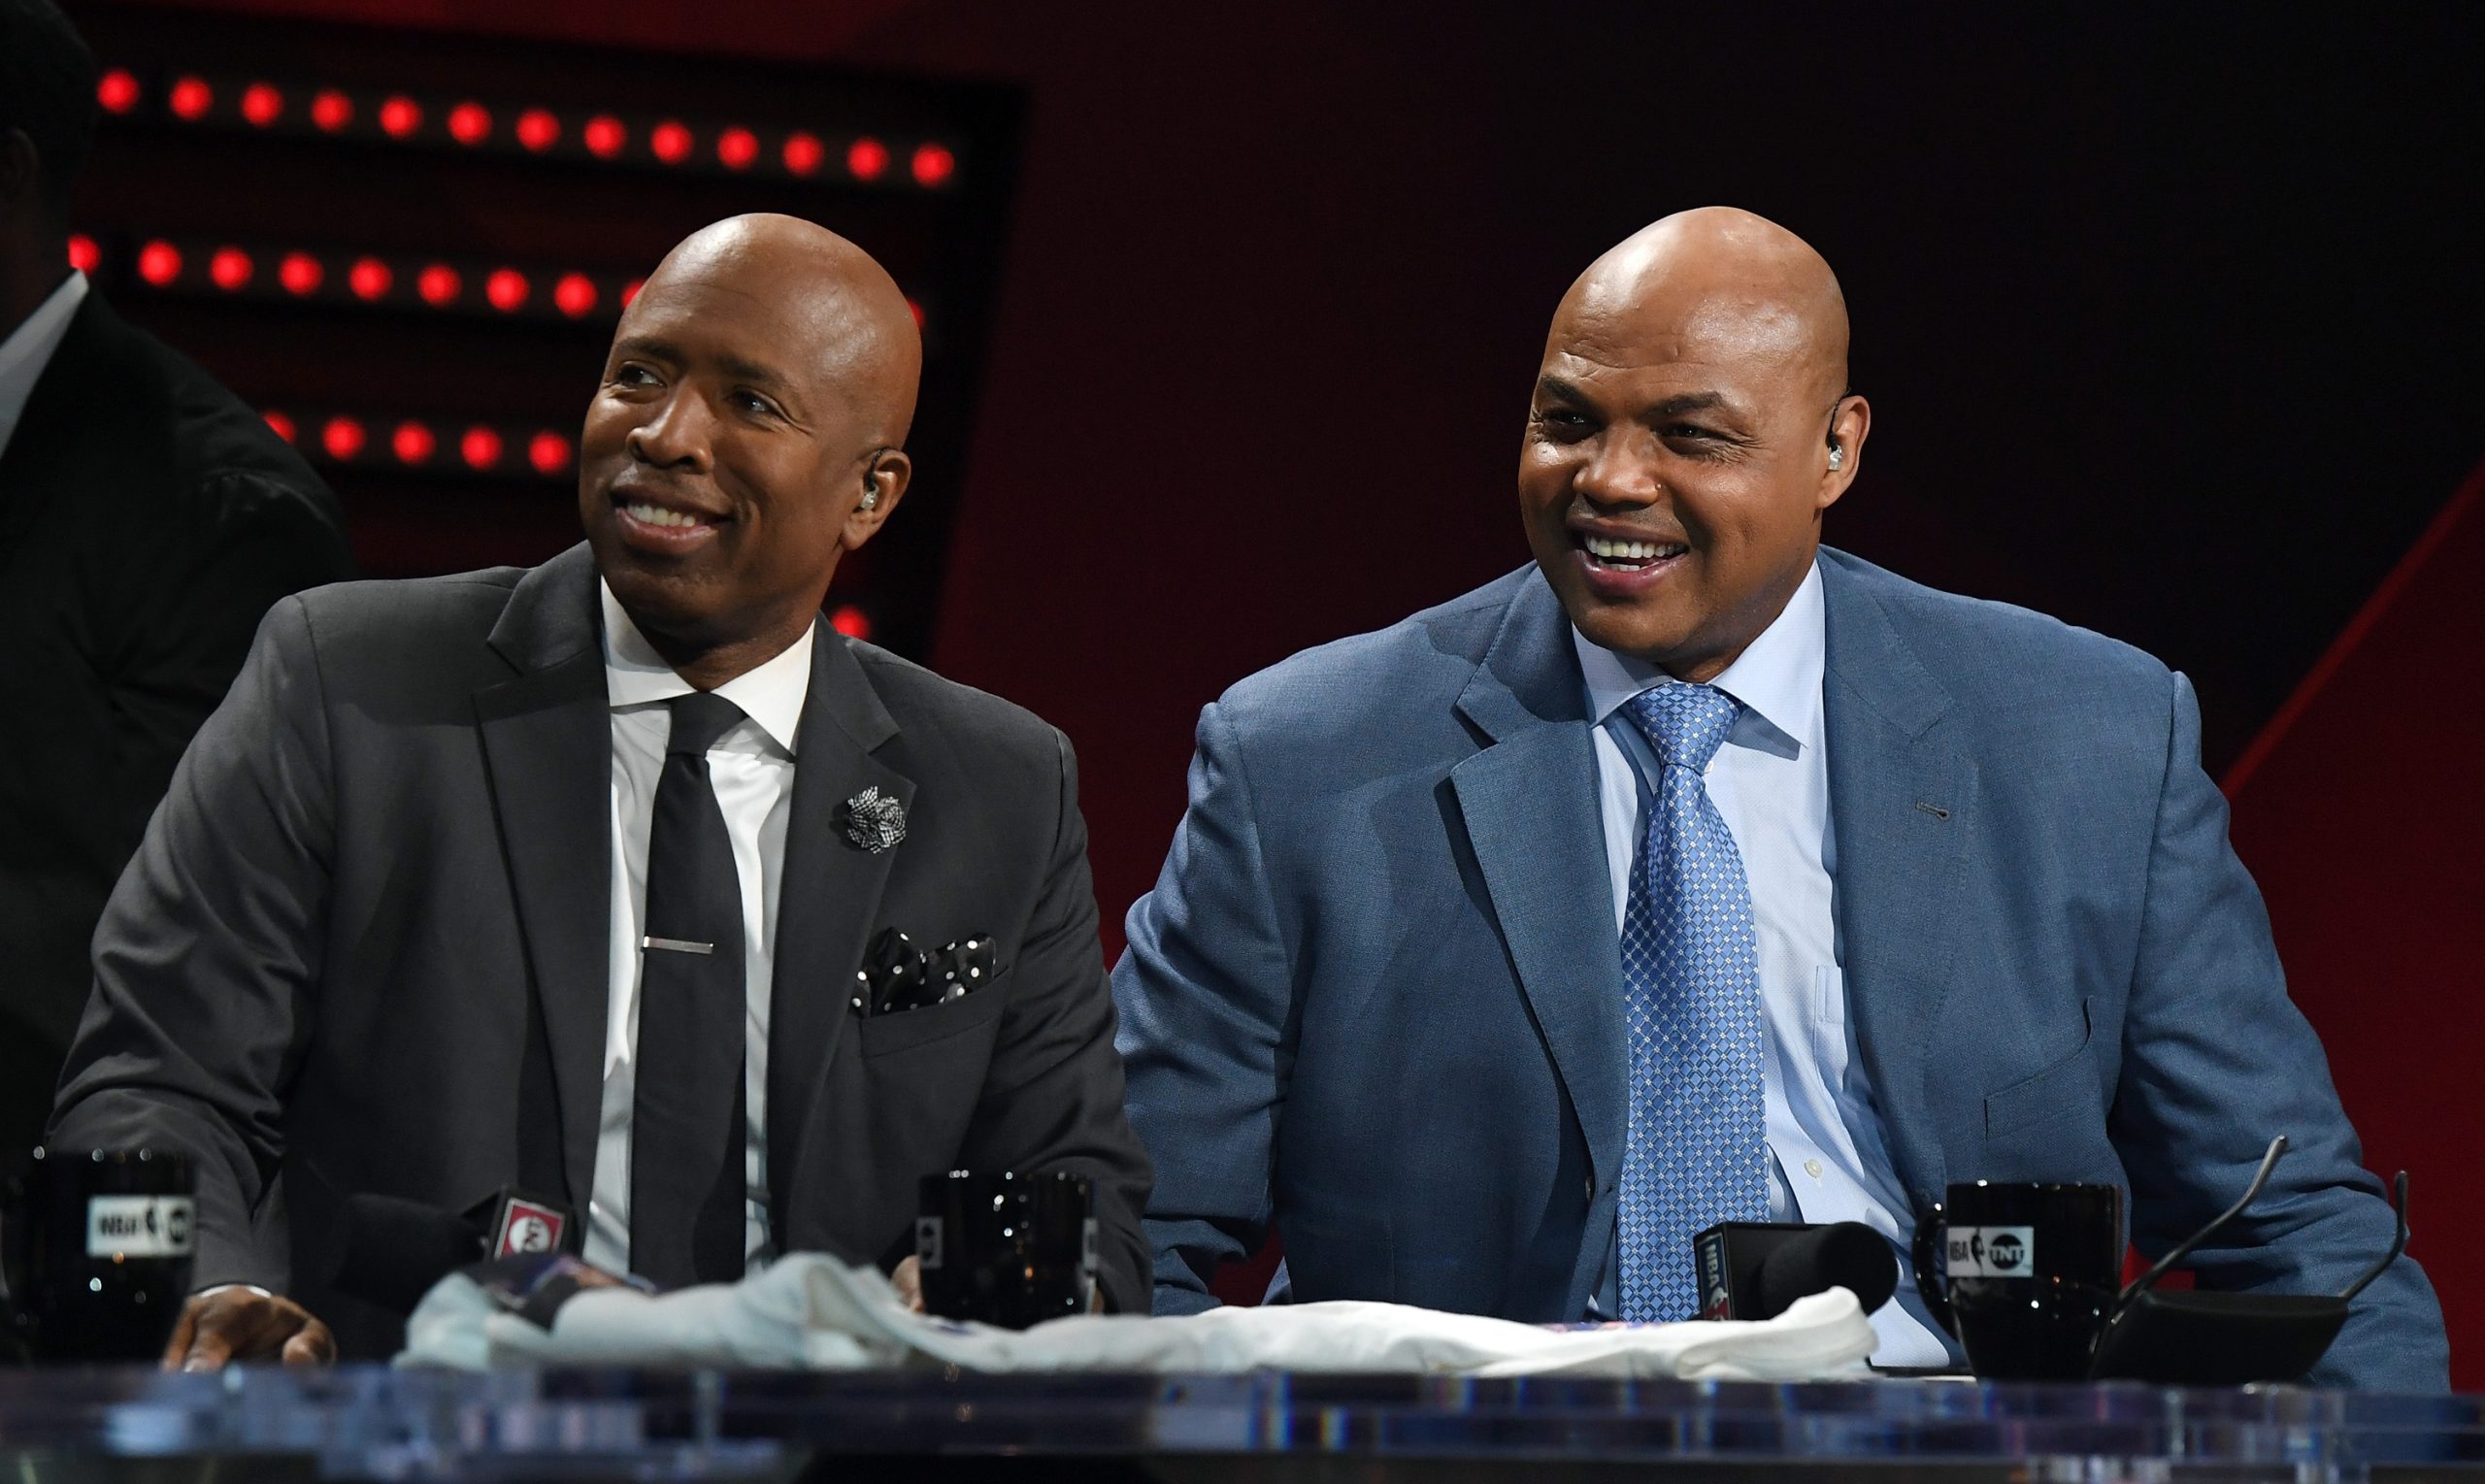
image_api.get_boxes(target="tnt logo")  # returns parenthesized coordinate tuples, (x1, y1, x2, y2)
(84, 1195, 194, 1259)
(1946, 1225, 2038, 1277)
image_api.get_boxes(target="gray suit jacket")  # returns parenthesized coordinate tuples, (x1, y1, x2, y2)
(1112, 547, 2446, 1391)
(53, 544, 1151, 1356)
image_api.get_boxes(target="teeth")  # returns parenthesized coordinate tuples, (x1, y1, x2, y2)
(1583, 536, 1686, 562)
(624, 502, 705, 529)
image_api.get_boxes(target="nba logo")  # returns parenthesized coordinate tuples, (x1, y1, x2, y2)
(492, 1198, 567, 1258)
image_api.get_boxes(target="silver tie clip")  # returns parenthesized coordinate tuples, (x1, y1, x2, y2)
(642, 936, 716, 955)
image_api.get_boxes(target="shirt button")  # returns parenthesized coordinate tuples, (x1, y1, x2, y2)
(1583, 1176, 1595, 1202)
(1804, 1159, 1824, 1179)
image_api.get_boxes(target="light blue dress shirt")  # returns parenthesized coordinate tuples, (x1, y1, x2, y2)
(1575, 561, 1950, 1366)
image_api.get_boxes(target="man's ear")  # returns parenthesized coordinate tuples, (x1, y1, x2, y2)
(841, 448, 913, 550)
(1819, 394, 1871, 512)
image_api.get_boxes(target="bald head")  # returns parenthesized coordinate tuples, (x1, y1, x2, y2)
(1558, 206, 1848, 409)
(1518, 206, 1871, 682)
(639, 213, 922, 447)
(580, 214, 925, 687)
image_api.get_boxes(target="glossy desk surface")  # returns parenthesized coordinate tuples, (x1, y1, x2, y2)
(0, 1366, 2477, 1481)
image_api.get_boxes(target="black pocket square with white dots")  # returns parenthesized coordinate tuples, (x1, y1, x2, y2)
(851, 928, 1001, 1017)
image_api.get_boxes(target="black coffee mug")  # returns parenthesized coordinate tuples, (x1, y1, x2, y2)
(915, 1171, 1095, 1329)
(3, 1147, 196, 1362)
(1911, 1180, 2121, 1380)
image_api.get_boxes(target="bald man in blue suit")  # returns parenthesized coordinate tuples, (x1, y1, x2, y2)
(1110, 208, 2446, 1389)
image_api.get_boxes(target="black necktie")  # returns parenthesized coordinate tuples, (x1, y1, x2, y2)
(629, 691, 749, 1288)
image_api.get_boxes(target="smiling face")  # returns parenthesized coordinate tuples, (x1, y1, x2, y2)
(579, 214, 917, 680)
(1519, 209, 1868, 681)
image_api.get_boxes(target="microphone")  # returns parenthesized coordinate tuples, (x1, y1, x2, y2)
(1694, 1220, 1900, 1321)
(330, 1187, 574, 1314)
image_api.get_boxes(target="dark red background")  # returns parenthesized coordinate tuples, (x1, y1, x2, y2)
(107, 0, 2485, 1384)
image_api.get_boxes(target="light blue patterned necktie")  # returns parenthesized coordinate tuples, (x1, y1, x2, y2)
(1616, 681, 1770, 1322)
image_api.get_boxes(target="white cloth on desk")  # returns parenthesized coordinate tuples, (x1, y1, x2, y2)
(398, 1251, 1876, 1378)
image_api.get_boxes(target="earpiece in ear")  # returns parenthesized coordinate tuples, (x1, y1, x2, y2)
(859, 479, 880, 511)
(1827, 443, 1844, 471)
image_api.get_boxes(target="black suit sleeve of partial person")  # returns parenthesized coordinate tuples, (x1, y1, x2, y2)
(103, 469, 354, 856)
(949, 728, 1156, 1314)
(49, 594, 336, 1295)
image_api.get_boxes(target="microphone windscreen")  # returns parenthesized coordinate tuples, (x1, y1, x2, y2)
(332, 1193, 484, 1315)
(1754, 1219, 1899, 1318)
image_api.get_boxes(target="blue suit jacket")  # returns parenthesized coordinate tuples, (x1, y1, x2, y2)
(1111, 548, 2447, 1391)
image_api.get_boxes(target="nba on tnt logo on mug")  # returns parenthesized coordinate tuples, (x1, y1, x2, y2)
(1946, 1225, 2038, 1277)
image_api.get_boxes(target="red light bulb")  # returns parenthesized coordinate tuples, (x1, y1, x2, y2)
(348, 257, 392, 301)
(279, 252, 323, 297)
(515, 109, 559, 152)
(781, 131, 823, 177)
(240, 82, 282, 127)
(416, 263, 462, 306)
(650, 120, 692, 164)
(830, 606, 872, 641)
(262, 410, 296, 445)
(484, 269, 529, 313)
(716, 126, 758, 170)
(553, 273, 598, 319)
(391, 420, 436, 465)
(447, 102, 490, 146)
(96, 70, 141, 115)
(168, 77, 212, 120)
(911, 143, 955, 187)
(846, 137, 888, 181)
(582, 115, 626, 158)
(378, 95, 421, 138)
(907, 298, 925, 329)
(460, 425, 504, 470)
(311, 89, 353, 132)
(67, 234, 101, 273)
(136, 240, 182, 286)
(620, 278, 644, 307)
(321, 416, 366, 461)
(527, 430, 571, 477)
(209, 247, 253, 291)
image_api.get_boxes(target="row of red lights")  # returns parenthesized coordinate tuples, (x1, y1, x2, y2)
(80, 233, 642, 322)
(69, 234, 929, 332)
(267, 409, 576, 478)
(99, 69, 958, 190)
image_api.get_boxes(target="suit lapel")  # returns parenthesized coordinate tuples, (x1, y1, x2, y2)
(1819, 551, 1979, 1203)
(474, 544, 611, 1211)
(1448, 574, 1630, 1212)
(765, 628, 912, 1229)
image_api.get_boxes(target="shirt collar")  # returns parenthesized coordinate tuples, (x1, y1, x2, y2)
(599, 578, 812, 756)
(1572, 557, 1826, 756)
(0, 271, 89, 460)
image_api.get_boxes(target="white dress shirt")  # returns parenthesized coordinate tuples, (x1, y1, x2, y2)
(1575, 561, 1950, 1366)
(0, 271, 87, 460)
(585, 580, 813, 1276)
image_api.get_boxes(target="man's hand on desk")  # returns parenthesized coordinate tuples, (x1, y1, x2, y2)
(161, 1286, 336, 1370)
(891, 1255, 927, 1313)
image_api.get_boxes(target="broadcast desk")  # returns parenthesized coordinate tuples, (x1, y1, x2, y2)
(0, 1367, 2477, 1483)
